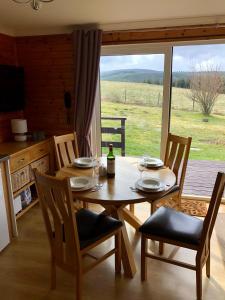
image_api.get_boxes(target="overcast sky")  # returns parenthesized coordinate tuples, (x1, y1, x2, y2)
(100, 44, 225, 72)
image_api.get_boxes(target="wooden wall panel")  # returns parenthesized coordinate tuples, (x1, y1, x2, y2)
(0, 33, 23, 142)
(102, 24, 225, 45)
(16, 34, 75, 137)
(0, 33, 17, 65)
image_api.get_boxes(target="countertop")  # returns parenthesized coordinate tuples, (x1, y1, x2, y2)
(0, 138, 50, 156)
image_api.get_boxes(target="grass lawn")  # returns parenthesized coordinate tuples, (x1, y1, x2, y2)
(101, 81, 225, 161)
(101, 80, 225, 114)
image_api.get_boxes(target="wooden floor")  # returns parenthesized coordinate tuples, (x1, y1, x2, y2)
(184, 160, 225, 197)
(0, 203, 225, 300)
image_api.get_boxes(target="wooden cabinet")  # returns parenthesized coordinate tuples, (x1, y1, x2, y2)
(0, 139, 52, 222)
(10, 151, 31, 173)
(11, 165, 30, 193)
(30, 142, 50, 162)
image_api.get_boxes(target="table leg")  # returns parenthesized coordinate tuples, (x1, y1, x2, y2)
(122, 207, 142, 230)
(114, 207, 137, 278)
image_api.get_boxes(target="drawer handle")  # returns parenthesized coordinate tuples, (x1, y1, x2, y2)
(39, 149, 44, 152)
(18, 158, 25, 162)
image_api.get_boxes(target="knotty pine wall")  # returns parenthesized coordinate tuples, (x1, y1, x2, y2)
(0, 33, 23, 142)
(16, 34, 75, 137)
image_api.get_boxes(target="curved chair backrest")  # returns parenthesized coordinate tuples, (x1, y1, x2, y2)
(164, 133, 192, 192)
(53, 132, 79, 169)
(34, 170, 81, 273)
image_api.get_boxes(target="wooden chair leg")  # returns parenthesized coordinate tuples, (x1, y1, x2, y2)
(83, 202, 88, 209)
(196, 265, 202, 300)
(151, 202, 156, 215)
(130, 204, 134, 214)
(75, 272, 82, 300)
(51, 258, 56, 290)
(206, 248, 210, 278)
(176, 195, 181, 210)
(159, 242, 164, 255)
(115, 231, 122, 274)
(141, 235, 147, 281)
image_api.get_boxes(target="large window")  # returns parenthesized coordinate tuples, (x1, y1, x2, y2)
(96, 41, 225, 199)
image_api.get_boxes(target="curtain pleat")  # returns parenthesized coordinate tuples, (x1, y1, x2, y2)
(73, 29, 102, 156)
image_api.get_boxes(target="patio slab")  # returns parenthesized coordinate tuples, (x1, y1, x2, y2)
(183, 160, 225, 197)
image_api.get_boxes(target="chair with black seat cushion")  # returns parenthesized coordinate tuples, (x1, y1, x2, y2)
(139, 172, 225, 300)
(34, 170, 122, 300)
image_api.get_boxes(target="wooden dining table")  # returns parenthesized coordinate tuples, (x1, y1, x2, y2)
(56, 156, 177, 278)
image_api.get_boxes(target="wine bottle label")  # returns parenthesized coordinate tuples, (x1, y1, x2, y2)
(107, 159, 115, 174)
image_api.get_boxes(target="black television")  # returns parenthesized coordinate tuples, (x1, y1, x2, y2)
(0, 65, 25, 112)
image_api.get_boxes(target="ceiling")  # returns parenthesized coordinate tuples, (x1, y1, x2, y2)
(1, 0, 225, 36)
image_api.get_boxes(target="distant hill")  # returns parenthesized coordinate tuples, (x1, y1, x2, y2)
(101, 69, 193, 86)
(100, 69, 164, 83)
(101, 69, 164, 84)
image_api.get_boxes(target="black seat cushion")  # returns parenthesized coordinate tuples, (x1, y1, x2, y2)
(76, 209, 122, 249)
(139, 206, 203, 245)
(53, 209, 122, 249)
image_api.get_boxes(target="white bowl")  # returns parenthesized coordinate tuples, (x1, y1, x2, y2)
(70, 176, 91, 189)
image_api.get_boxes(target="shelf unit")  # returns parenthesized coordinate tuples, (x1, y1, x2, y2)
(13, 180, 35, 198)
(16, 198, 39, 220)
(0, 139, 52, 223)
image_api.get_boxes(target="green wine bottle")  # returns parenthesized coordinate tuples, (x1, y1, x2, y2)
(107, 144, 115, 178)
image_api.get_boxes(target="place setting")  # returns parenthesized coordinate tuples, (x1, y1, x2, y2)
(70, 176, 95, 192)
(72, 157, 97, 169)
(130, 176, 167, 194)
(70, 156, 103, 192)
(139, 155, 164, 169)
(130, 155, 167, 194)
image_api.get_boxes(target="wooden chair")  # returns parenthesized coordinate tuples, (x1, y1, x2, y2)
(139, 172, 225, 300)
(130, 133, 192, 215)
(53, 132, 79, 170)
(53, 132, 88, 208)
(150, 133, 192, 214)
(34, 170, 122, 300)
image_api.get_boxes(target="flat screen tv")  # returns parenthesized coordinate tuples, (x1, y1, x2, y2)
(0, 65, 25, 112)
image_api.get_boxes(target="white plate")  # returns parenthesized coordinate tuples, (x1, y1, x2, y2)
(137, 178, 162, 190)
(74, 157, 93, 165)
(140, 157, 164, 168)
(135, 181, 165, 193)
(73, 157, 97, 168)
(70, 176, 94, 190)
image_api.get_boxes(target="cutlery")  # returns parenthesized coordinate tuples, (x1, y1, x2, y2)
(90, 183, 103, 192)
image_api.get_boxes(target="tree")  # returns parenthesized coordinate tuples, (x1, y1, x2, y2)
(187, 64, 223, 116)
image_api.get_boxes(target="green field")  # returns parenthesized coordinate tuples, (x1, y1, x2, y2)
(101, 81, 225, 161)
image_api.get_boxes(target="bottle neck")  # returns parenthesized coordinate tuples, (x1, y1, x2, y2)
(108, 146, 114, 156)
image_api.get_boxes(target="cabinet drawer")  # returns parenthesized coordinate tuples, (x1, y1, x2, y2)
(11, 166, 30, 193)
(30, 142, 50, 161)
(10, 152, 30, 172)
(30, 155, 50, 181)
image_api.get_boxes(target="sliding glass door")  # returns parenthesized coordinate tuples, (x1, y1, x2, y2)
(94, 40, 225, 199)
(170, 43, 225, 198)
